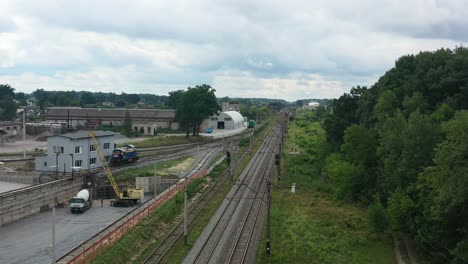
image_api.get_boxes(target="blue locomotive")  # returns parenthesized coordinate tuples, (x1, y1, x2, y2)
(110, 144, 139, 165)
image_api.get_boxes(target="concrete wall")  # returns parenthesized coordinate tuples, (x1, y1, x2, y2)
(0, 176, 84, 225)
(136, 176, 178, 194)
(0, 171, 39, 185)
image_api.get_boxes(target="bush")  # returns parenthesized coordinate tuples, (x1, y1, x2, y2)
(366, 203, 389, 233)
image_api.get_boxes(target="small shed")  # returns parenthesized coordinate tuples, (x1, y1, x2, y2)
(208, 111, 245, 130)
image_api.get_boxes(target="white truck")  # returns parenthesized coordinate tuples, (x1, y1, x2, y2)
(69, 189, 92, 213)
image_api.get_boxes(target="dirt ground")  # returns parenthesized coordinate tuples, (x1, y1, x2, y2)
(0, 139, 46, 153)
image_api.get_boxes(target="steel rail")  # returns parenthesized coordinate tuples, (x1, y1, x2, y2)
(187, 126, 278, 264)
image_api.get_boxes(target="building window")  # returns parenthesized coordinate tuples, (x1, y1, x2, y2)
(147, 127, 151, 133)
(104, 143, 110, 149)
(225, 117, 232, 121)
(6, 127, 10, 130)
(44, 162, 47, 167)
(75, 146, 82, 154)
(210, 117, 218, 121)
(75, 160, 82, 167)
(13, 126, 16, 129)
(90, 144, 96, 152)
(90, 158, 96, 165)
(54, 146, 64, 153)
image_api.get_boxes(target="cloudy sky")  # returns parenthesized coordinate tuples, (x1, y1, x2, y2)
(1, 0, 467, 101)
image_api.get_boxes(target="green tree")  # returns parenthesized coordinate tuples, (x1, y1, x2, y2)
(167, 90, 185, 109)
(366, 202, 389, 233)
(0, 84, 17, 120)
(176, 84, 220, 137)
(323, 154, 365, 201)
(122, 111, 133, 137)
(415, 111, 468, 261)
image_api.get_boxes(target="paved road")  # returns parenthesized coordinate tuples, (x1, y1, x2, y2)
(0, 199, 139, 264)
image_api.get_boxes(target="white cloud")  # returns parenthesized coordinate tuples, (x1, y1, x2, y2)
(1, 0, 468, 100)
(212, 71, 347, 101)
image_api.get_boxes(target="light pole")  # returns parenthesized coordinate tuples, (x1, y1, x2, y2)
(55, 152, 59, 180)
(69, 153, 74, 178)
(184, 175, 188, 245)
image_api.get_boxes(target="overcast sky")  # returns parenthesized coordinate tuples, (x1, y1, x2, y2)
(1, 0, 467, 101)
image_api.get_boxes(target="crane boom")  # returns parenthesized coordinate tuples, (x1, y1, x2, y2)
(88, 132, 121, 196)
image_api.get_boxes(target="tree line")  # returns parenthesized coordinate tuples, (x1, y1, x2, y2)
(316, 47, 468, 263)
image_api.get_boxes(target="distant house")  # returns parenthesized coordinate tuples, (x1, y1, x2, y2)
(303, 101, 320, 110)
(222, 102, 241, 112)
(35, 130, 116, 173)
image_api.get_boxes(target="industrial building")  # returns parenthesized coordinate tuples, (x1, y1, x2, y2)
(0, 121, 23, 138)
(208, 111, 245, 130)
(35, 130, 116, 173)
(45, 107, 179, 133)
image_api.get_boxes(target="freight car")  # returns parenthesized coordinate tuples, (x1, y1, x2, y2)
(110, 144, 139, 165)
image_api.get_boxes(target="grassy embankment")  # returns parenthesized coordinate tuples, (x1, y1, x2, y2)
(257, 117, 396, 264)
(122, 135, 208, 148)
(93, 121, 272, 263)
(113, 156, 194, 183)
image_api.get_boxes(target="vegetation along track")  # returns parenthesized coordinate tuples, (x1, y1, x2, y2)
(141, 145, 247, 264)
(183, 125, 281, 264)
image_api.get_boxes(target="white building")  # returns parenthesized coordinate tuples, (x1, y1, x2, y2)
(35, 130, 116, 173)
(208, 111, 245, 130)
(303, 101, 320, 109)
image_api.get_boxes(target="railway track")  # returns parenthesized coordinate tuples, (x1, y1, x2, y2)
(0, 142, 222, 196)
(141, 143, 248, 264)
(183, 125, 280, 264)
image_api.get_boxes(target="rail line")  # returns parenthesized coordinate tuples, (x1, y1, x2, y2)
(141, 142, 249, 264)
(183, 125, 280, 264)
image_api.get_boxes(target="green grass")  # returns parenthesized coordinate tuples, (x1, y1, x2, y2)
(158, 163, 233, 264)
(257, 117, 396, 264)
(93, 178, 206, 264)
(114, 156, 191, 182)
(122, 135, 208, 148)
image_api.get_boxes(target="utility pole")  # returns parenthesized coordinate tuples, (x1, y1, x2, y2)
(266, 180, 271, 255)
(55, 152, 59, 180)
(51, 206, 56, 264)
(153, 164, 157, 197)
(184, 175, 188, 245)
(23, 109, 26, 159)
(249, 132, 252, 156)
(69, 154, 74, 179)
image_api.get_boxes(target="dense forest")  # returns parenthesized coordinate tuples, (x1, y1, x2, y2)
(318, 47, 468, 263)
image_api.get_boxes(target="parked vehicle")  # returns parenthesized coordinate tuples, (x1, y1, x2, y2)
(110, 144, 139, 165)
(205, 127, 213, 133)
(248, 120, 256, 128)
(70, 189, 92, 213)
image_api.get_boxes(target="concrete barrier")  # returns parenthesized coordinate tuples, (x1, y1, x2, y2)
(0, 176, 84, 226)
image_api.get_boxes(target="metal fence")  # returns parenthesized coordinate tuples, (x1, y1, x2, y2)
(61, 168, 209, 264)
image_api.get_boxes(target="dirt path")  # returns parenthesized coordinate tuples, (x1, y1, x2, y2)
(393, 233, 406, 264)
(404, 236, 419, 264)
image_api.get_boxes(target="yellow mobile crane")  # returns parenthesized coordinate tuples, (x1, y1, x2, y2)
(88, 132, 144, 207)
